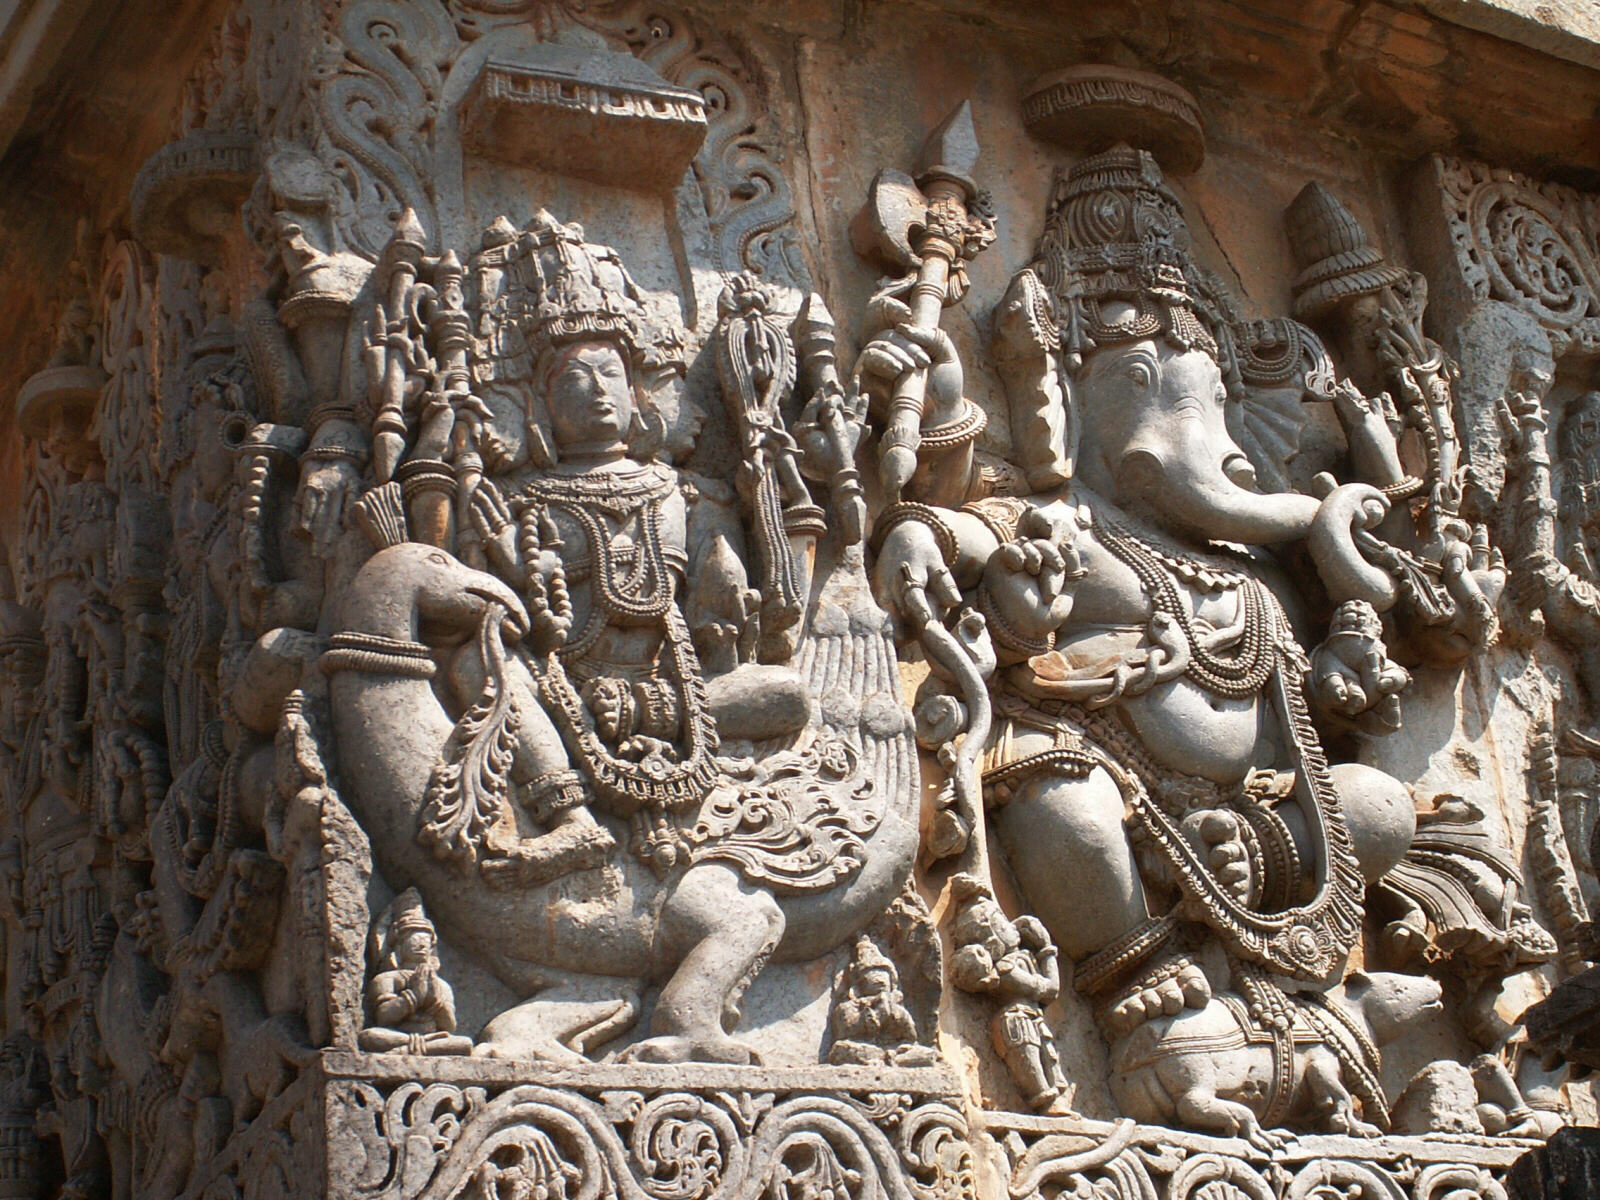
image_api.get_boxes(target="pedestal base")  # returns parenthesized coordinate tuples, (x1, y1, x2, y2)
(187, 1053, 973, 1200)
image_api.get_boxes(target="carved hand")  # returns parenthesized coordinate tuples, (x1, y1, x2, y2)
(295, 457, 361, 560)
(1438, 522, 1506, 649)
(1309, 600, 1409, 734)
(855, 309, 963, 416)
(468, 482, 524, 584)
(874, 518, 962, 635)
(406, 965, 435, 1009)
(1501, 388, 1550, 456)
(979, 507, 1087, 653)
(1331, 379, 1405, 486)
(1013, 914, 1051, 952)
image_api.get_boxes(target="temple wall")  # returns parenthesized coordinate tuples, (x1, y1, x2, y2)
(1, 2, 1600, 1197)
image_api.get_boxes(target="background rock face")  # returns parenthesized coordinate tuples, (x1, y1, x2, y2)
(1, 2, 1599, 1197)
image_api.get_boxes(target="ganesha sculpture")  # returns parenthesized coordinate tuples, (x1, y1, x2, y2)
(868, 146, 1509, 1139)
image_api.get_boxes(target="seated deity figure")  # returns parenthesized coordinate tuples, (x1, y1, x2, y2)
(450, 230, 812, 882)
(321, 211, 915, 1063)
(869, 148, 1425, 1046)
(358, 889, 474, 1056)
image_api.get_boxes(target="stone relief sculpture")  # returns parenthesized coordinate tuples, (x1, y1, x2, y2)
(875, 145, 1397, 1040)
(320, 207, 916, 1066)
(358, 889, 474, 1055)
(1, 3, 1597, 1197)
(948, 873, 1071, 1113)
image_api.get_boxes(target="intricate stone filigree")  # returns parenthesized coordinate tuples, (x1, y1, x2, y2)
(1429, 155, 1600, 357)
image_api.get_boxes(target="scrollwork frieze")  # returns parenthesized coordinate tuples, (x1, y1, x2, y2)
(326, 1067, 971, 1200)
(981, 1112, 1534, 1200)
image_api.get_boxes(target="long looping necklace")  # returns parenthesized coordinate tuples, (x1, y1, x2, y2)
(521, 464, 720, 819)
(1096, 520, 1276, 699)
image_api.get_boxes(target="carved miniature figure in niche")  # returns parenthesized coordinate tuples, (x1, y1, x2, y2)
(359, 889, 473, 1056)
(827, 934, 937, 1066)
(323, 209, 919, 1066)
(948, 875, 1070, 1113)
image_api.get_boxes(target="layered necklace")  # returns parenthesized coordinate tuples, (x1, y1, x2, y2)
(522, 462, 719, 824)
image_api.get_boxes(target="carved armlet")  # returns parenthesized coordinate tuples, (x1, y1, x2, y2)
(960, 495, 1030, 546)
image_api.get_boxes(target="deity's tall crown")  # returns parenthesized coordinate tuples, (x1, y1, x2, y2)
(1033, 144, 1222, 362)
(474, 210, 684, 380)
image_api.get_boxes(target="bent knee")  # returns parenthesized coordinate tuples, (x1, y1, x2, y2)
(1328, 762, 1416, 882)
(1003, 766, 1130, 852)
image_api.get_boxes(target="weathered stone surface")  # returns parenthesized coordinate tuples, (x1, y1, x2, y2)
(1, 1, 1600, 1197)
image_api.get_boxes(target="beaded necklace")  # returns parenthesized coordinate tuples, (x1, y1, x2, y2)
(520, 462, 720, 825)
(1095, 519, 1276, 699)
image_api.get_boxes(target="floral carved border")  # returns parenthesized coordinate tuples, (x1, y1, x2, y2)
(1429, 154, 1600, 358)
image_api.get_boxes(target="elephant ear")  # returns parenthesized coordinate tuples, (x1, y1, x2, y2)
(1229, 318, 1338, 495)
(1233, 386, 1307, 495)
(994, 268, 1075, 491)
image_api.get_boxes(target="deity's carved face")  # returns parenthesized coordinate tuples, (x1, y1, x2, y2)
(397, 928, 434, 965)
(857, 967, 894, 998)
(1076, 326, 1322, 545)
(543, 340, 635, 453)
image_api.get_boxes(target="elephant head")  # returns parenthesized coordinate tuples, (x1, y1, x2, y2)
(1071, 320, 1390, 604)
(1073, 320, 1319, 544)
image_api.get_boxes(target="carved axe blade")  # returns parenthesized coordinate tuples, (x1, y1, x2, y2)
(849, 168, 926, 273)
(850, 99, 982, 273)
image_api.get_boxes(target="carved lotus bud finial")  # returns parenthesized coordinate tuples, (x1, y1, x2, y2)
(1022, 65, 1205, 175)
(481, 215, 518, 250)
(17, 264, 106, 457)
(1284, 182, 1410, 321)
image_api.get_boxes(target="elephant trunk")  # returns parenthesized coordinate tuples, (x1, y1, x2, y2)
(1117, 430, 1320, 546)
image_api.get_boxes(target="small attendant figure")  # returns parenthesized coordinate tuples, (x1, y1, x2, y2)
(358, 889, 474, 1055)
(949, 874, 1072, 1112)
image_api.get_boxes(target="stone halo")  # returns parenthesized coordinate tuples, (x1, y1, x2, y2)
(1021, 64, 1206, 176)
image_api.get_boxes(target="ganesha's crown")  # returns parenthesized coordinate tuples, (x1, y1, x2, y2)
(1035, 145, 1222, 362)
(1046, 143, 1192, 286)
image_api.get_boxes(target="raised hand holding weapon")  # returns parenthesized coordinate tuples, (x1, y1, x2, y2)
(851, 100, 994, 505)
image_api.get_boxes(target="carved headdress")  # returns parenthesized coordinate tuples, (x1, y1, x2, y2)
(471, 211, 688, 466)
(370, 887, 437, 974)
(995, 145, 1335, 491)
(1032, 144, 1222, 365)
(1284, 182, 1410, 321)
(473, 210, 684, 381)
